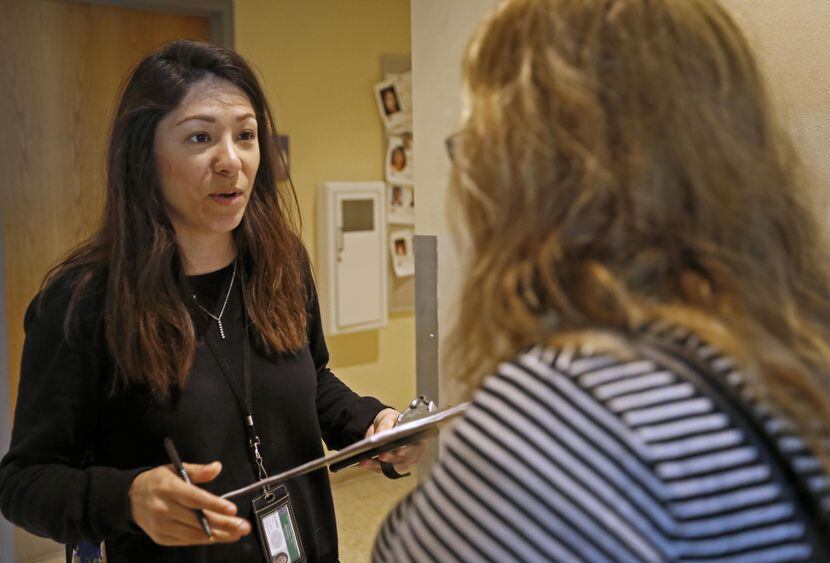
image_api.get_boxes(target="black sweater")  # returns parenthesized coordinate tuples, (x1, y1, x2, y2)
(0, 262, 386, 562)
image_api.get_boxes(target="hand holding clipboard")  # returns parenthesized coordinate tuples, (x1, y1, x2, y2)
(221, 400, 469, 500)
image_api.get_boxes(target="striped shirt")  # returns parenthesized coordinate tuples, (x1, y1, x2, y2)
(373, 326, 830, 562)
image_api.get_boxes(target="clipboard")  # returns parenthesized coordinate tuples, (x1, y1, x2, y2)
(221, 401, 469, 500)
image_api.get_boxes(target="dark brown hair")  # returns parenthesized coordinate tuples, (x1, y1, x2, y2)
(46, 39, 307, 397)
(449, 0, 830, 469)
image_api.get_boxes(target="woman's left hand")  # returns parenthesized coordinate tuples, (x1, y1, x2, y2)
(359, 408, 425, 474)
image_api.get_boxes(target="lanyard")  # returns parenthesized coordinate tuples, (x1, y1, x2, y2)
(200, 267, 270, 485)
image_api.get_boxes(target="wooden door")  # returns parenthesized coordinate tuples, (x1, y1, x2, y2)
(0, 3, 210, 559)
(0, 0, 210, 412)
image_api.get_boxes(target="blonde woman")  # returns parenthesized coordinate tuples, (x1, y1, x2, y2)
(373, 0, 830, 561)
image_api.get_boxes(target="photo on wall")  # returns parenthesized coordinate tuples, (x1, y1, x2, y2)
(385, 133, 414, 185)
(373, 71, 412, 133)
(388, 184, 414, 225)
(389, 228, 414, 278)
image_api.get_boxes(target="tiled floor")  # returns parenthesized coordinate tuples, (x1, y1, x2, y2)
(330, 468, 417, 562)
(29, 556, 63, 563)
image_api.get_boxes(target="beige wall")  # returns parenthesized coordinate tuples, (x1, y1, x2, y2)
(412, 0, 497, 403)
(233, 0, 415, 410)
(721, 0, 830, 226)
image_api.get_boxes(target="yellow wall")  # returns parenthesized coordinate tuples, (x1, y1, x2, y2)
(234, 1, 415, 409)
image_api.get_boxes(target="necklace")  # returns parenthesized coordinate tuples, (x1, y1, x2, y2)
(192, 261, 237, 339)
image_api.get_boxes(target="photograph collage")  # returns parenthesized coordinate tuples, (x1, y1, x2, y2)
(374, 71, 414, 278)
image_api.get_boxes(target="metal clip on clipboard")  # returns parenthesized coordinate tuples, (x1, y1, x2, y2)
(221, 397, 469, 501)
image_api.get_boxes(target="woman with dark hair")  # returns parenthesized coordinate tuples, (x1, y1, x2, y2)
(0, 40, 415, 562)
(374, 0, 830, 561)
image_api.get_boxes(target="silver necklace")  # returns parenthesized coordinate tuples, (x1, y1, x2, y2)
(192, 261, 236, 339)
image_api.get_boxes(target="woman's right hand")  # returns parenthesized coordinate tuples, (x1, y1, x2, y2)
(128, 461, 251, 546)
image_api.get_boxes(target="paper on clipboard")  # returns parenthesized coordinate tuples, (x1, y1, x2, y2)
(221, 402, 470, 500)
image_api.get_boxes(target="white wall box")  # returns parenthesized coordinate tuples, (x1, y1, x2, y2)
(316, 181, 388, 335)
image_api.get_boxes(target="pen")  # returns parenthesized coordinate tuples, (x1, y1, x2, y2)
(163, 437, 213, 539)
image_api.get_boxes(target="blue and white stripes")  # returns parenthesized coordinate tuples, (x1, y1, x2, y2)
(373, 327, 828, 562)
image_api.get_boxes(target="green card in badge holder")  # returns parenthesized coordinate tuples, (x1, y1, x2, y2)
(252, 484, 304, 563)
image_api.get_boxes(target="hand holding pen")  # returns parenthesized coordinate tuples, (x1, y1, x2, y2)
(127, 440, 252, 546)
(163, 438, 214, 539)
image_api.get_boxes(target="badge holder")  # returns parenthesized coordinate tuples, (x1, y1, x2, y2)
(246, 420, 305, 563)
(252, 484, 305, 563)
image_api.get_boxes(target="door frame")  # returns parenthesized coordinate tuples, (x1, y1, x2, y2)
(57, 0, 235, 47)
(0, 220, 14, 563)
(0, 1, 234, 559)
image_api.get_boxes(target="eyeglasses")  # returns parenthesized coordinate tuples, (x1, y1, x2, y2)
(444, 130, 469, 164)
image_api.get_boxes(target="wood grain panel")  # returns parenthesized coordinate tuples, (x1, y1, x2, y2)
(0, 1, 210, 412)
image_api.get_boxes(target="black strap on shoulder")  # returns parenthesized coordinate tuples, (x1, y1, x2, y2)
(631, 333, 830, 560)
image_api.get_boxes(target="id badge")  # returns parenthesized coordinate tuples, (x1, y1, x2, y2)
(252, 485, 305, 563)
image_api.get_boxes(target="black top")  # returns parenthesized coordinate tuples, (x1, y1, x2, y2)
(0, 261, 387, 562)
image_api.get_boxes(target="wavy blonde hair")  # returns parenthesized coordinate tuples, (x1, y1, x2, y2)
(448, 0, 830, 468)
